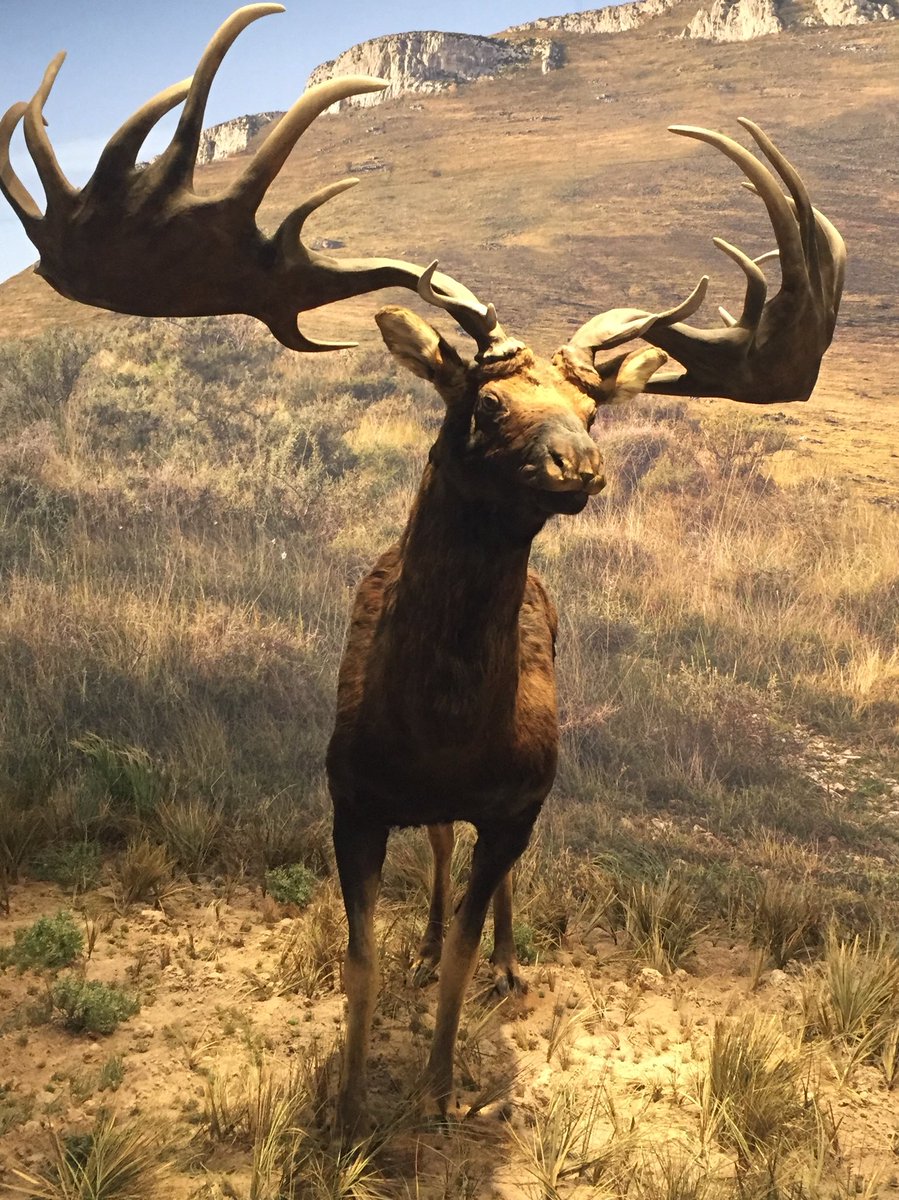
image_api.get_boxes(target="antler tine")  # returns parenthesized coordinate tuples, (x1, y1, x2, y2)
(712, 237, 767, 328)
(88, 79, 192, 190)
(153, 3, 284, 192)
(23, 53, 75, 204)
(737, 118, 820, 287)
(0, 101, 43, 227)
(670, 124, 808, 291)
(229, 76, 388, 214)
(575, 274, 710, 353)
(276, 177, 361, 262)
(417, 259, 510, 357)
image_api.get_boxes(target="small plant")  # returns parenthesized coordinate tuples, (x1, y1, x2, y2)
(1, 911, 84, 971)
(512, 921, 537, 966)
(699, 1014, 821, 1165)
(749, 877, 824, 969)
(265, 862, 317, 908)
(0, 1081, 35, 1135)
(0, 797, 44, 881)
(10, 1112, 172, 1199)
(115, 836, 174, 907)
(31, 841, 102, 893)
(98, 1054, 126, 1092)
(623, 874, 702, 973)
(72, 733, 165, 819)
(801, 933, 899, 1082)
(51, 975, 140, 1035)
(157, 796, 222, 876)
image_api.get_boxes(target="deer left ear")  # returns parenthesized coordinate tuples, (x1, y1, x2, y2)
(553, 345, 668, 404)
(375, 306, 470, 406)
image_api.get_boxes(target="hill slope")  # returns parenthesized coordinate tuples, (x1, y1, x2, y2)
(0, 10, 896, 498)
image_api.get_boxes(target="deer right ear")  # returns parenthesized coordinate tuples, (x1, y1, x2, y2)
(375, 307, 470, 405)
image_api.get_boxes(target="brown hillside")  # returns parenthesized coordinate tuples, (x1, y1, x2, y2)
(1, 9, 897, 494)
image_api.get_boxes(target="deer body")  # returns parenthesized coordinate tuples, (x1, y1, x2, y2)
(328, 467, 559, 830)
(328, 308, 672, 1134)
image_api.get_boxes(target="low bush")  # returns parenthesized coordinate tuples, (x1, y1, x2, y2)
(1, 910, 84, 971)
(51, 975, 140, 1034)
(264, 862, 317, 908)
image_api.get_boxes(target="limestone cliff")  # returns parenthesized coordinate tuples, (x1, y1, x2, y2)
(305, 30, 563, 110)
(196, 112, 284, 165)
(510, 0, 896, 39)
(504, 0, 678, 34)
(684, 0, 896, 38)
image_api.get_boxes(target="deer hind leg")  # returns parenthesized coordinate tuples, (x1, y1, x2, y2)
(333, 812, 388, 1142)
(490, 870, 527, 996)
(411, 823, 455, 985)
(426, 813, 537, 1118)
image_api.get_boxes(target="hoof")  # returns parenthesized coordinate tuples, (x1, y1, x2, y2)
(333, 1097, 373, 1146)
(408, 954, 440, 988)
(491, 960, 528, 998)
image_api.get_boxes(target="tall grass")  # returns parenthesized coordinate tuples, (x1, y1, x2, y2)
(0, 320, 897, 911)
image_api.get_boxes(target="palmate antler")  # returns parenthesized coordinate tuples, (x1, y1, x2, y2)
(0, 3, 470, 351)
(576, 119, 846, 404)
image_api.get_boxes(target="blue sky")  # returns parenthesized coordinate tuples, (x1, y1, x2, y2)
(0, 1, 608, 283)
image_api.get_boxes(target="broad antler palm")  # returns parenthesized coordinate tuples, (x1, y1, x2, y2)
(572, 119, 846, 403)
(0, 3, 476, 351)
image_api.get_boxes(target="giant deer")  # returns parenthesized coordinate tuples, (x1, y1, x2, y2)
(1, 4, 845, 1138)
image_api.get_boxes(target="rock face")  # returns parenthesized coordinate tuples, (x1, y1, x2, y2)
(509, 0, 896, 39)
(684, 0, 897, 37)
(196, 112, 284, 165)
(305, 31, 563, 110)
(505, 0, 678, 34)
(683, 0, 783, 39)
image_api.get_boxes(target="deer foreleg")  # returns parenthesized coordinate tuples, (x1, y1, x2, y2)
(426, 814, 536, 1117)
(333, 813, 388, 1141)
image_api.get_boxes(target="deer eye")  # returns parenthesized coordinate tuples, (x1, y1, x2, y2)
(478, 392, 508, 418)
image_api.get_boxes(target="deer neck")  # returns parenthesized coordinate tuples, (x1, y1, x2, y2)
(386, 462, 543, 722)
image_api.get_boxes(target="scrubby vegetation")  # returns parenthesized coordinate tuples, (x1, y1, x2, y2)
(0, 319, 897, 1195)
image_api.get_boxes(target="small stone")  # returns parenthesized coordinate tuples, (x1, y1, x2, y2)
(764, 969, 791, 988)
(636, 967, 665, 993)
(608, 980, 630, 998)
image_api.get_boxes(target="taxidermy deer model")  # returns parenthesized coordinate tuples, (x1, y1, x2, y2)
(1, 2, 845, 1138)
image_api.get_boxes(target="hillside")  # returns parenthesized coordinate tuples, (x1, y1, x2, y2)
(1, 7, 896, 497)
(1, 11, 899, 1195)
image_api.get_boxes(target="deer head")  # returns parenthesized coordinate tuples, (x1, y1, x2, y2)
(0, 3, 481, 351)
(373, 264, 708, 525)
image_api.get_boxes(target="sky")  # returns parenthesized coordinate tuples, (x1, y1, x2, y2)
(0, 0, 609, 283)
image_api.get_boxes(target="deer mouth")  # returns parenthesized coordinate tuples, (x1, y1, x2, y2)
(535, 489, 592, 515)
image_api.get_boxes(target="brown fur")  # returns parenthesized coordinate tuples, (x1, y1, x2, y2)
(328, 308, 665, 1135)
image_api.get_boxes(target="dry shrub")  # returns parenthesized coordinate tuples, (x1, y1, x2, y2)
(115, 836, 175, 907)
(622, 873, 703, 973)
(801, 933, 899, 1084)
(699, 1014, 825, 1168)
(749, 877, 825, 969)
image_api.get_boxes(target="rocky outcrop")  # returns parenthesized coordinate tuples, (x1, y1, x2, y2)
(684, 0, 896, 37)
(196, 112, 284, 165)
(683, 0, 783, 39)
(305, 31, 563, 110)
(505, 0, 677, 34)
(813, 0, 898, 22)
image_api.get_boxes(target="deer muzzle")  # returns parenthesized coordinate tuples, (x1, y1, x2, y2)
(523, 433, 605, 495)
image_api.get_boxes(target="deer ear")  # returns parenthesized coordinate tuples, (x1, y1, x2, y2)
(375, 307, 470, 405)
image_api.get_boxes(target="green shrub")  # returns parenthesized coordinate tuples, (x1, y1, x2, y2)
(51, 975, 140, 1035)
(31, 841, 102, 893)
(1, 911, 84, 971)
(265, 862, 317, 908)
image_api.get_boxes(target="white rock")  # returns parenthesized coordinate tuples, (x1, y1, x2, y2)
(637, 967, 666, 992)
